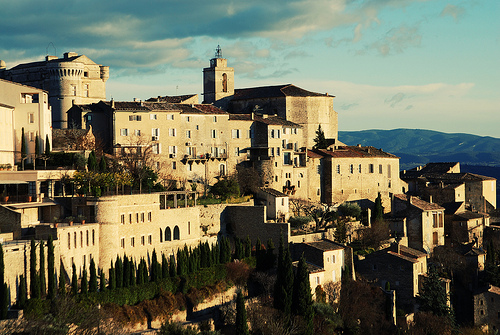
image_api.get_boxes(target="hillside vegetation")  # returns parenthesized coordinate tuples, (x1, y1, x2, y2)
(339, 129, 500, 170)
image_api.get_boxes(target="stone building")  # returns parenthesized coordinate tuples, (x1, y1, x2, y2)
(391, 194, 445, 254)
(292, 239, 349, 298)
(442, 201, 490, 247)
(302, 146, 405, 209)
(0, 79, 52, 166)
(0, 52, 109, 129)
(474, 285, 500, 333)
(356, 243, 427, 310)
(202, 46, 338, 149)
(401, 162, 496, 214)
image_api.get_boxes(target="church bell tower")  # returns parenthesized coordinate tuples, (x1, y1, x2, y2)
(203, 45, 234, 109)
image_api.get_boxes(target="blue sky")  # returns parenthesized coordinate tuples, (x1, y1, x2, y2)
(1, 0, 499, 138)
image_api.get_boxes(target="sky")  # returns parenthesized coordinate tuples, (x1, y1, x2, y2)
(1, 0, 499, 138)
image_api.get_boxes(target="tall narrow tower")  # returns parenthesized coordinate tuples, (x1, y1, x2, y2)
(203, 46, 234, 109)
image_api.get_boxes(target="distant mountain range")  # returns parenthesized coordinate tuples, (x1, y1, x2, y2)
(338, 129, 500, 173)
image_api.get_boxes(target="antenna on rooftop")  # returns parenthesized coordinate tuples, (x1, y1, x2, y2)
(46, 42, 56, 56)
(215, 45, 222, 58)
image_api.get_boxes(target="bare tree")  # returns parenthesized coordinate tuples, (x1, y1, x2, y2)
(302, 202, 337, 231)
(115, 135, 168, 193)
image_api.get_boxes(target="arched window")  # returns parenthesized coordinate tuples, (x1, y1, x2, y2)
(222, 73, 228, 92)
(173, 226, 180, 240)
(166, 227, 172, 241)
(160, 228, 163, 242)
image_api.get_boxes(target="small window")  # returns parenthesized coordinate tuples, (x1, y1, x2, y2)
(121, 238, 125, 248)
(169, 128, 176, 137)
(86, 230, 89, 246)
(358, 164, 362, 173)
(167, 114, 174, 120)
(131, 237, 135, 247)
(379, 164, 383, 174)
(350, 164, 353, 174)
(141, 212, 145, 222)
(29, 113, 34, 123)
(213, 116, 217, 122)
(150, 114, 157, 120)
(120, 128, 129, 136)
(92, 230, 95, 245)
(336, 165, 341, 174)
(148, 235, 152, 245)
(134, 129, 141, 136)
(148, 212, 152, 222)
(369, 164, 374, 173)
(186, 116, 191, 122)
(186, 130, 191, 138)
(211, 129, 217, 138)
(121, 214, 125, 224)
(84, 71, 88, 77)
(141, 235, 145, 246)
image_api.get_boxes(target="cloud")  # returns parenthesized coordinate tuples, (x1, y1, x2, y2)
(370, 25, 422, 56)
(440, 4, 465, 22)
(385, 92, 406, 107)
(340, 103, 359, 111)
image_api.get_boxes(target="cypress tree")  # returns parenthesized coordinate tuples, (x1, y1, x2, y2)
(151, 249, 160, 282)
(162, 253, 168, 278)
(18, 274, 27, 309)
(99, 156, 107, 172)
(71, 263, 78, 296)
(0, 243, 8, 319)
(30, 238, 40, 299)
(142, 258, 148, 283)
(371, 192, 384, 223)
(234, 238, 243, 260)
(129, 259, 136, 286)
(108, 262, 116, 290)
(292, 255, 313, 317)
(45, 134, 50, 156)
(136, 260, 144, 285)
(81, 268, 88, 295)
(47, 235, 55, 299)
(274, 234, 293, 315)
(266, 238, 276, 270)
(245, 236, 252, 258)
(58, 262, 66, 296)
(39, 240, 45, 297)
(89, 259, 98, 293)
(87, 150, 98, 172)
(34, 133, 40, 166)
(21, 127, 27, 159)
(176, 248, 185, 276)
(123, 256, 130, 288)
(99, 268, 106, 292)
(235, 291, 249, 335)
(115, 257, 123, 288)
(169, 255, 176, 277)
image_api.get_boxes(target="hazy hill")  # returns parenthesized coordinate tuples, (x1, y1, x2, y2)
(338, 129, 500, 170)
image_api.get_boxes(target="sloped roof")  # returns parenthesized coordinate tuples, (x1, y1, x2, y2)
(441, 202, 465, 215)
(310, 146, 399, 159)
(260, 188, 288, 197)
(394, 194, 444, 211)
(454, 211, 488, 221)
(146, 94, 197, 103)
(8, 54, 99, 71)
(233, 84, 331, 100)
(305, 239, 344, 251)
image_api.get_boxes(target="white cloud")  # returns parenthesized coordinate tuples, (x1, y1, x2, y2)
(440, 4, 466, 22)
(370, 25, 422, 56)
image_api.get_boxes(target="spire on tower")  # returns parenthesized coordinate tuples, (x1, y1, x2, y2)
(215, 45, 222, 58)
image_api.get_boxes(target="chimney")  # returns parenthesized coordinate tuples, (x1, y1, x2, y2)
(391, 241, 400, 254)
(111, 99, 115, 109)
(133, 98, 136, 102)
(251, 112, 255, 120)
(429, 195, 433, 203)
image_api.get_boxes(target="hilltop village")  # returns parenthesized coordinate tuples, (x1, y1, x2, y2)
(0, 47, 498, 334)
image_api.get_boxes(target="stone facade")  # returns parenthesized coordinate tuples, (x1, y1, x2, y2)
(0, 79, 52, 165)
(0, 52, 108, 129)
(356, 244, 427, 309)
(401, 162, 497, 213)
(392, 194, 445, 254)
(474, 285, 500, 333)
